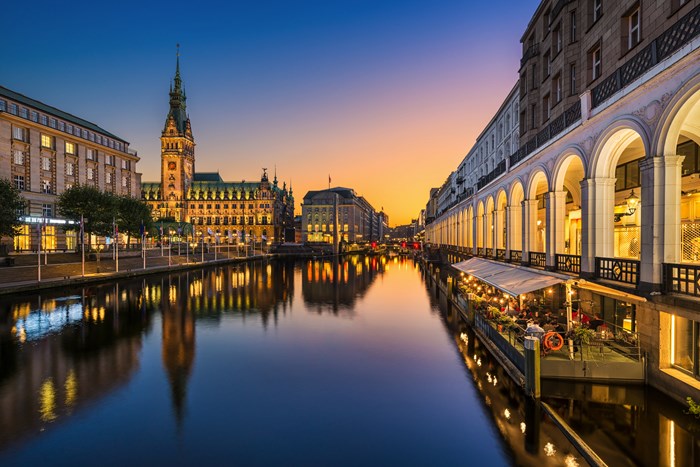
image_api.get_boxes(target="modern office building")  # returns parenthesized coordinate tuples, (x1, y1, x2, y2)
(142, 55, 295, 243)
(0, 85, 141, 253)
(425, 0, 700, 402)
(301, 187, 383, 244)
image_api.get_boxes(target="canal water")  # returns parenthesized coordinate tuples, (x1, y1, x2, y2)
(0, 257, 696, 466)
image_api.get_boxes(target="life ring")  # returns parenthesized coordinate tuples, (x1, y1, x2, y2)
(543, 332, 564, 351)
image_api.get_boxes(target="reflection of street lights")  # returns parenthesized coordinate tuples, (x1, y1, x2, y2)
(96, 243, 104, 273)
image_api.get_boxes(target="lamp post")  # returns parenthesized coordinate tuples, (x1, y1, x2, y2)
(614, 190, 640, 222)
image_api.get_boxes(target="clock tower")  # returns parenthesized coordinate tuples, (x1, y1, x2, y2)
(160, 46, 194, 222)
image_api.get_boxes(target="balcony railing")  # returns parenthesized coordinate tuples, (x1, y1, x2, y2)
(477, 160, 507, 190)
(520, 43, 540, 68)
(664, 262, 700, 297)
(595, 257, 640, 286)
(529, 251, 546, 268)
(509, 101, 581, 168)
(556, 254, 581, 274)
(477, 247, 486, 257)
(591, 4, 700, 108)
(510, 250, 522, 263)
(496, 249, 506, 261)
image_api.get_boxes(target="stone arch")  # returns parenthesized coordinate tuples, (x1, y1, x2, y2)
(653, 74, 700, 263)
(590, 121, 648, 259)
(509, 180, 525, 252)
(552, 150, 586, 255)
(485, 196, 495, 250)
(466, 204, 474, 249)
(590, 117, 651, 179)
(476, 200, 485, 249)
(495, 189, 508, 250)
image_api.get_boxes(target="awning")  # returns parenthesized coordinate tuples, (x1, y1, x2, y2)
(452, 257, 568, 297)
(575, 279, 647, 303)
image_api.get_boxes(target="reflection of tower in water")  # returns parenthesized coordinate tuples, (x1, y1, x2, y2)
(160, 276, 195, 426)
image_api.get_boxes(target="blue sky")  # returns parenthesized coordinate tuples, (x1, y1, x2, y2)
(1, 0, 539, 224)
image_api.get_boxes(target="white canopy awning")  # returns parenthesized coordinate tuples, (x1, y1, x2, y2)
(452, 257, 568, 297)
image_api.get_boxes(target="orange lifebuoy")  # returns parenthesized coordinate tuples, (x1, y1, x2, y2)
(543, 332, 564, 351)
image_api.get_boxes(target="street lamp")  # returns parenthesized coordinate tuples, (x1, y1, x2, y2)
(614, 190, 640, 222)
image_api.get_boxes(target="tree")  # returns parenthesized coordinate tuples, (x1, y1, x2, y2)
(57, 185, 116, 237)
(116, 195, 153, 243)
(0, 178, 26, 239)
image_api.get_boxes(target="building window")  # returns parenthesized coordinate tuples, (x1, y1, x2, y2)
(592, 0, 602, 24)
(543, 50, 551, 78)
(41, 179, 52, 194)
(40, 114, 47, 125)
(49, 118, 57, 128)
(543, 95, 550, 121)
(59, 121, 65, 131)
(19, 107, 28, 119)
(0, 100, 5, 111)
(41, 134, 54, 149)
(106, 172, 113, 184)
(87, 167, 94, 180)
(42, 204, 53, 218)
(30, 111, 38, 122)
(553, 23, 562, 55)
(530, 104, 537, 130)
(671, 314, 696, 375)
(530, 64, 537, 90)
(66, 162, 74, 176)
(554, 73, 562, 103)
(13, 175, 25, 191)
(121, 159, 130, 170)
(12, 126, 27, 142)
(570, 64, 577, 95)
(590, 44, 602, 82)
(42, 157, 52, 171)
(570, 10, 577, 43)
(615, 158, 642, 191)
(105, 154, 114, 165)
(625, 5, 641, 51)
(65, 141, 76, 155)
(86, 148, 95, 161)
(13, 150, 24, 165)
(122, 175, 129, 187)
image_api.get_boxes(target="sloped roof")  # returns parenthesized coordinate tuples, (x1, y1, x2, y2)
(0, 85, 128, 143)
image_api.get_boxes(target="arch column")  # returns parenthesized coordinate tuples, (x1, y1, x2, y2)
(508, 203, 522, 256)
(580, 179, 595, 277)
(545, 191, 567, 270)
(471, 211, 478, 255)
(522, 199, 538, 264)
(495, 209, 505, 251)
(639, 155, 684, 291)
(592, 177, 617, 258)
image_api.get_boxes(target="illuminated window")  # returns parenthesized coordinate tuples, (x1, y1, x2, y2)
(42, 157, 52, 171)
(671, 314, 696, 375)
(66, 162, 74, 176)
(65, 141, 76, 155)
(41, 134, 54, 149)
(41, 179, 52, 194)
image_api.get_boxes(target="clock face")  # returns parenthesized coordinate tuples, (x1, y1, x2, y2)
(168, 161, 176, 170)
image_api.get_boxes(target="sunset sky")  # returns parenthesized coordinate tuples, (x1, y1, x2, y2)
(1, 0, 539, 226)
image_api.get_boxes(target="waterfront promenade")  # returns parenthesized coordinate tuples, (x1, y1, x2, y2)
(0, 248, 261, 295)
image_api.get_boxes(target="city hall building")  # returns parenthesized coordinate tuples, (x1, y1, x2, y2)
(425, 1, 700, 403)
(0, 86, 141, 253)
(141, 57, 295, 243)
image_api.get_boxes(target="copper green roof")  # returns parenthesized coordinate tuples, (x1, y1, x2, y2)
(0, 85, 129, 144)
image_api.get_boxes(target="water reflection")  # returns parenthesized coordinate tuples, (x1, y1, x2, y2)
(302, 255, 386, 315)
(0, 257, 392, 453)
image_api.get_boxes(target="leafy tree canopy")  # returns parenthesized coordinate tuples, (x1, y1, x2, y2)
(0, 178, 26, 238)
